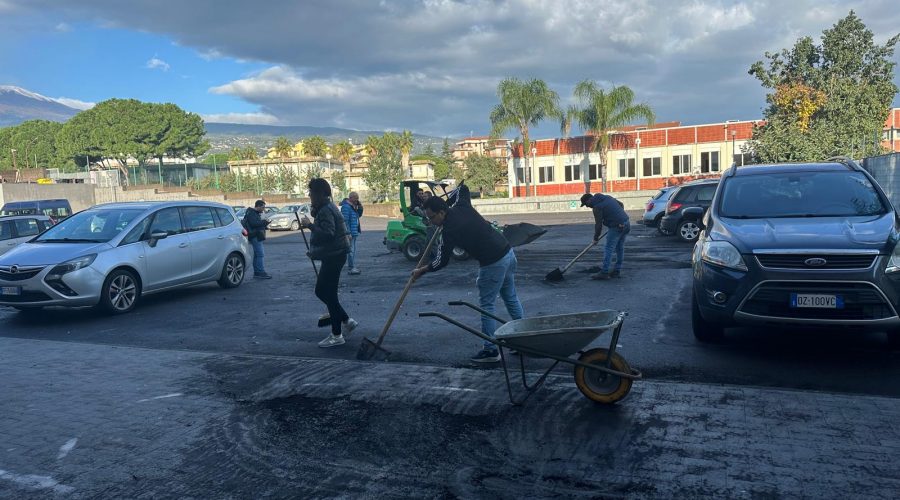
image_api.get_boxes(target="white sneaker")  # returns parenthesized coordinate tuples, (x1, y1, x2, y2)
(343, 318, 358, 334)
(318, 334, 345, 348)
(348, 268, 361, 275)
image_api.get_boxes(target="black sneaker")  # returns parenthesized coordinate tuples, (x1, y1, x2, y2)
(254, 273, 273, 279)
(471, 348, 501, 363)
(610, 270, 621, 278)
(591, 273, 612, 280)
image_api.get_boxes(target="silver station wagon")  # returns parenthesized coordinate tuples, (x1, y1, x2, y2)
(0, 201, 252, 314)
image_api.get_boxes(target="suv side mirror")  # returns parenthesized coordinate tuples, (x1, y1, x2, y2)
(148, 230, 168, 248)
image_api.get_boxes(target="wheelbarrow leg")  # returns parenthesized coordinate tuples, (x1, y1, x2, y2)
(498, 348, 558, 406)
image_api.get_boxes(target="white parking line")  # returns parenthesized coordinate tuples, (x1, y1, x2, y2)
(430, 386, 478, 392)
(57, 438, 77, 460)
(0, 469, 75, 495)
(136, 393, 183, 403)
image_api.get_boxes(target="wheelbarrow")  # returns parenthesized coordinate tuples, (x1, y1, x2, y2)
(419, 301, 642, 405)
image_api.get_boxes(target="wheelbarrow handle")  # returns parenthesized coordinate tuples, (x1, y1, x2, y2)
(447, 300, 508, 324)
(419, 311, 497, 344)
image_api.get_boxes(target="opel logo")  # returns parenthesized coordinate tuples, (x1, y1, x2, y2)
(804, 258, 827, 267)
(9, 265, 18, 274)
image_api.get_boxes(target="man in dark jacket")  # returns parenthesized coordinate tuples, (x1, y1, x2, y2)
(412, 183, 523, 363)
(243, 200, 271, 279)
(581, 192, 630, 280)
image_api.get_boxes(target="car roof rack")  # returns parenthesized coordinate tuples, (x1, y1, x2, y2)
(826, 156, 863, 171)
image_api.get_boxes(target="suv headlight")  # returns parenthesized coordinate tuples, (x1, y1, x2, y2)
(701, 241, 747, 271)
(887, 243, 900, 273)
(46, 254, 97, 281)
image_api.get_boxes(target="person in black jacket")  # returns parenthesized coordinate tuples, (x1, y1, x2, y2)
(412, 183, 524, 363)
(581, 192, 630, 280)
(243, 200, 272, 279)
(300, 178, 358, 348)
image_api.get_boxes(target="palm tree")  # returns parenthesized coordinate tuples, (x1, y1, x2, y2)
(331, 140, 353, 170)
(399, 130, 414, 177)
(571, 80, 655, 192)
(489, 78, 561, 197)
(303, 135, 328, 158)
(272, 137, 293, 159)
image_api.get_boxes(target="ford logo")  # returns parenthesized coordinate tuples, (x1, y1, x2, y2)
(9, 265, 18, 274)
(804, 258, 827, 267)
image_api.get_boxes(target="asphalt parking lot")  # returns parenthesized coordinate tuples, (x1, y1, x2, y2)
(2, 211, 899, 397)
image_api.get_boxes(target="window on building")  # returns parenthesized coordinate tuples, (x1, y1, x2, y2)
(618, 158, 635, 178)
(515, 167, 525, 183)
(538, 166, 554, 183)
(672, 154, 692, 175)
(588, 164, 601, 180)
(700, 151, 720, 173)
(733, 153, 753, 167)
(642, 157, 661, 177)
(564, 164, 581, 182)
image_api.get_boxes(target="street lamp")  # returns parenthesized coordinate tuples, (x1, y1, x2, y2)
(531, 146, 537, 198)
(326, 153, 332, 171)
(635, 136, 642, 191)
(10, 149, 17, 170)
(731, 130, 737, 164)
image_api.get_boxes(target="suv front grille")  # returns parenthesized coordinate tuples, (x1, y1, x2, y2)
(755, 254, 876, 270)
(739, 282, 895, 321)
(0, 265, 45, 281)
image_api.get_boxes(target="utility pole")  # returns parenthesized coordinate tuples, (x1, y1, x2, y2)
(635, 135, 642, 191)
(10, 149, 17, 170)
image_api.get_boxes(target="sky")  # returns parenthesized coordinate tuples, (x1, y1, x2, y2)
(0, 0, 898, 139)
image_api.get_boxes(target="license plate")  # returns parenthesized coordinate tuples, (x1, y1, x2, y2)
(1, 286, 22, 296)
(790, 293, 843, 309)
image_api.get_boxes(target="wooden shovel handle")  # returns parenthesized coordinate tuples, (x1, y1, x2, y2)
(373, 228, 443, 345)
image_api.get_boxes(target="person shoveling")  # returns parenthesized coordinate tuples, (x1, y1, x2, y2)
(544, 232, 604, 282)
(411, 182, 525, 363)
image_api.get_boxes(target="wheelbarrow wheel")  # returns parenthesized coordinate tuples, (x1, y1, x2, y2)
(574, 348, 633, 404)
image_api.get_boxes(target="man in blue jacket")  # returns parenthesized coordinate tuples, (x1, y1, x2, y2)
(340, 191, 363, 275)
(581, 192, 630, 280)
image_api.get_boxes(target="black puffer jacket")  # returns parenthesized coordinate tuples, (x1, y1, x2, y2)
(308, 200, 351, 259)
(243, 207, 268, 241)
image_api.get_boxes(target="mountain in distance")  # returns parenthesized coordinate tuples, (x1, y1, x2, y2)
(0, 85, 81, 125)
(0, 84, 452, 154)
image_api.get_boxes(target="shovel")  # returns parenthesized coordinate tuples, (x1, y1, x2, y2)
(357, 227, 442, 361)
(544, 234, 604, 282)
(295, 212, 332, 327)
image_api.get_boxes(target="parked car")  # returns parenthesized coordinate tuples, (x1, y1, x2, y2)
(1, 199, 72, 222)
(234, 205, 280, 223)
(267, 204, 311, 231)
(691, 158, 900, 348)
(659, 179, 720, 242)
(0, 201, 251, 315)
(0, 215, 53, 256)
(642, 187, 676, 234)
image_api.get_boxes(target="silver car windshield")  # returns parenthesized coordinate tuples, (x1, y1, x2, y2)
(720, 171, 888, 219)
(34, 208, 144, 243)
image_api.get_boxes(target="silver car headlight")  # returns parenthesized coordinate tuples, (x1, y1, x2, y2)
(701, 241, 747, 271)
(887, 243, 900, 273)
(46, 254, 97, 281)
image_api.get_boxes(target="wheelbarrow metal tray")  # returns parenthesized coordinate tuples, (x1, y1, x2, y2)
(494, 310, 621, 358)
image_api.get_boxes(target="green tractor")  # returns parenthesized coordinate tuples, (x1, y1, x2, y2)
(383, 180, 547, 261)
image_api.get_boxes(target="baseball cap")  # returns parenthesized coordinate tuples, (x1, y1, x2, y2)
(579, 193, 593, 207)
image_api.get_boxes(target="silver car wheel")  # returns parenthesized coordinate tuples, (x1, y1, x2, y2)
(109, 274, 137, 311)
(679, 222, 700, 241)
(226, 255, 244, 285)
(290, 220, 300, 231)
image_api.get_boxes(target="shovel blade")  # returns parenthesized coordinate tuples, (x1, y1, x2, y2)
(544, 268, 565, 282)
(502, 223, 547, 247)
(357, 337, 391, 361)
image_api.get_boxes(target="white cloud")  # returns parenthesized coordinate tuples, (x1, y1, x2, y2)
(200, 112, 279, 125)
(54, 22, 70, 32)
(54, 97, 95, 110)
(145, 57, 170, 72)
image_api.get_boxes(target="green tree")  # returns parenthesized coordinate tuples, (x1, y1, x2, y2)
(331, 170, 348, 196)
(303, 135, 328, 158)
(275, 165, 300, 193)
(0, 120, 66, 171)
(571, 81, 655, 189)
(363, 132, 404, 201)
(272, 136, 293, 158)
(489, 78, 561, 196)
(202, 152, 230, 165)
(433, 158, 451, 181)
(301, 163, 327, 188)
(422, 143, 435, 157)
(440, 138, 454, 164)
(747, 11, 899, 161)
(463, 154, 504, 195)
(331, 140, 353, 169)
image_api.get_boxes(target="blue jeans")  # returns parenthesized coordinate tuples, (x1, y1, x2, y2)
(249, 237, 266, 274)
(602, 222, 630, 274)
(477, 249, 524, 350)
(347, 234, 359, 270)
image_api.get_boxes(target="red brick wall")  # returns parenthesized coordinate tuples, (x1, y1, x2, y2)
(668, 128, 695, 145)
(696, 125, 724, 143)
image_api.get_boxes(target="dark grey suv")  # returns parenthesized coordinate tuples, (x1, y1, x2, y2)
(691, 158, 900, 347)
